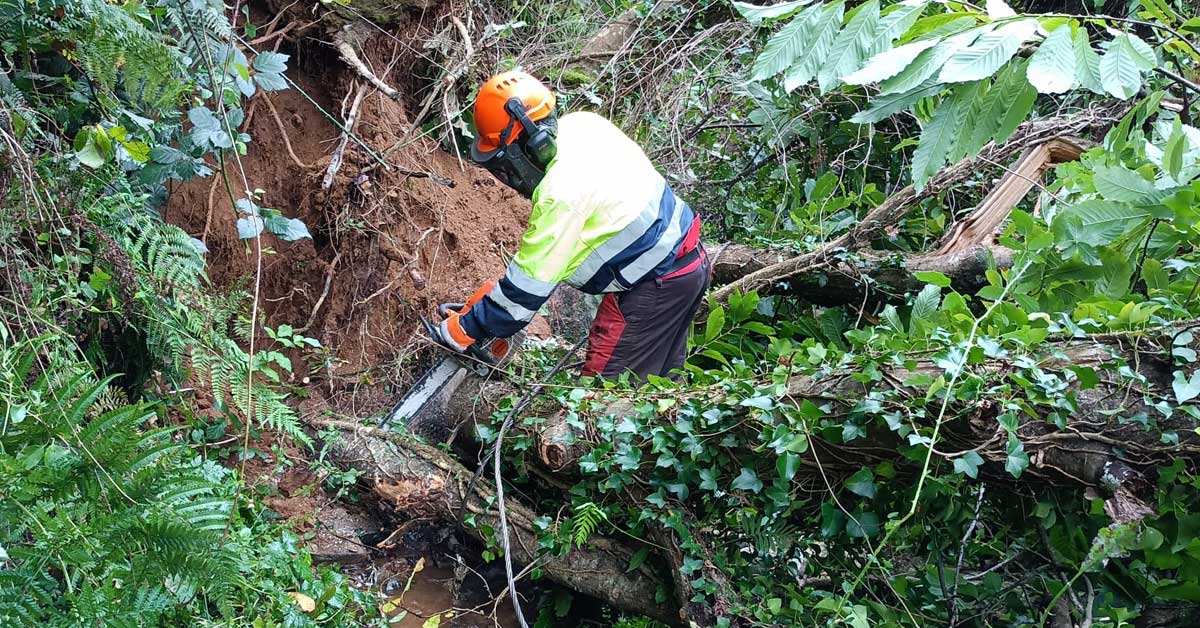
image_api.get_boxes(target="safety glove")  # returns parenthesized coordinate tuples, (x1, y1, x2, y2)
(424, 282, 493, 354)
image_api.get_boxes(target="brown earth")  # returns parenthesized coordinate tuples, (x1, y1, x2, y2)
(164, 17, 532, 414)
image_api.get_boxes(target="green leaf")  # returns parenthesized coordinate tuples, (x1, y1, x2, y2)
(991, 61, 1037, 144)
(263, 213, 312, 241)
(704, 306, 726, 343)
(953, 451, 984, 478)
(121, 140, 151, 163)
(875, 0, 928, 43)
(732, 467, 764, 493)
(252, 51, 289, 74)
(752, 5, 822, 80)
(1005, 435, 1029, 478)
(237, 216, 264, 239)
(1100, 33, 1155, 99)
(734, 0, 813, 23)
(1056, 199, 1152, 245)
(845, 467, 877, 498)
(881, 304, 904, 331)
(1026, 24, 1076, 93)
(1163, 119, 1186, 180)
(254, 72, 288, 92)
(910, 283, 941, 327)
(910, 90, 966, 189)
(782, 3, 844, 90)
(1072, 28, 1104, 94)
(879, 30, 972, 94)
(73, 127, 108, 168)
(1092, 164, 1158, 202)
(846, 512, 880, 537)
(945, 79, 987, 163)
(851, 78, 942, 123)
(844, 38, 939, 85)
(938, 20, 1036, 83)
(777, 453, 802, 481)
(913, 270, 951, 287)
(1173, 369, 1200, 403)
(817, 0, 880, 93)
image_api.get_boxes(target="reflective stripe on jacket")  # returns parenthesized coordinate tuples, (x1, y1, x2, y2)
(461, 111, 696, 341)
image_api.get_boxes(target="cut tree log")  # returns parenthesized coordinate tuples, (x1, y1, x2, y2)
(424, 326, 1200, 523)
(705, 103, 1129, 309)
(304, 417, 680, 626)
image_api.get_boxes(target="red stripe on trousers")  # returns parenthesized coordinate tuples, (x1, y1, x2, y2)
(581, 292, 626, 376)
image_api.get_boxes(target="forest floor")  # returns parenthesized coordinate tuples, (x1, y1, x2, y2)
(162, 7, 554, 623)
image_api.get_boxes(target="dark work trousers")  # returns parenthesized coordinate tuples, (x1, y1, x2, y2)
(581, 246, 712, 380)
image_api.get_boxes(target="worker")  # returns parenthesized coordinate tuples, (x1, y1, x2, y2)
(427, 70, 709, 380)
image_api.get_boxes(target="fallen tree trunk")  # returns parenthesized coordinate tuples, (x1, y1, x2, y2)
(433, 327, 1200, 521)
(305, 417, 679, 625)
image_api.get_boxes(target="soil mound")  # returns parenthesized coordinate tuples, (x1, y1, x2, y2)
(165, 20, 530, 410)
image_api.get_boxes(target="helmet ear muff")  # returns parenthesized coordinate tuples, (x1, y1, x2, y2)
(504, 98, 556, 168)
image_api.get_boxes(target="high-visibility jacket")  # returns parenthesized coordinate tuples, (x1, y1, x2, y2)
(461, 111, 698, 341)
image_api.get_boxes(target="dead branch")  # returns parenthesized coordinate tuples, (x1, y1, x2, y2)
(333, 23, 402, 101)
(322, 84, 367, 190)
(262, 94, 311, 170)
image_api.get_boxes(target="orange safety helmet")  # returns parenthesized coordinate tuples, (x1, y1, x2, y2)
(470, 71, 556, 161)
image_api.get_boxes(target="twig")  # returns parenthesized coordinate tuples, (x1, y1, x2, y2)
(261, 93, 310, 169)
(296, 252, 341, 334)
(1154, 67, 1200, 96)
(333, 24, 402, 101)
(949, 485, 986, 626)
(323, 84, 367, 190)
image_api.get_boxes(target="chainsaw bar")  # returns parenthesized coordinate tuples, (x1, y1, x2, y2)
(380, 330, 523, 433)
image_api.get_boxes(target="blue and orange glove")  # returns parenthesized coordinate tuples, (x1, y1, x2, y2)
(428, 282, 493, 353)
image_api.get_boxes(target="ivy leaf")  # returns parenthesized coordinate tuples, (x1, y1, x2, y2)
(845, 468, 877, 498)
(1092, 164, 1158, 202)
(777, 453, 801, 481)
(732, 468, 764, 493)
(1100, 33, 1155, 99)
(1173, 370, 1200, 404)
(953, 451, 984, 479)
(1026, 24, 1076, 94)
(734, 0, 814, 24)
(1005, 435, 1029, 478)
(843, 38, 939, 85)
(626, 547, 650, 572)
(846, 511, 880, 537)
(938, 20, 1037, 84)
(818, 0, 881, 93)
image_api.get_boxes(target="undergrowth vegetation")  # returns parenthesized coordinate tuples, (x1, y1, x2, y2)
(0, 0, 378, 624)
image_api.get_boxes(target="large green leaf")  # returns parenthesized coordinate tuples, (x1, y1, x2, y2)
(879, 28, 977, 94)
(817, 0, 881, 93)
(751, 5, 822, 80)
(782, 3, 845, 90)
(734, 0, 814, 24)
(911, 89, 967, 189)
(957, 62, 1027, 156)
(1093, 164, 1158, 202)
(938, 19, 1036, 83)
(991, 61, 1036, 144)
(1099, 33, 1156, 99)
(843, 38, 938, 85)
(850, 78, 942, 123)
(1072, 28, 1105, 94)
(875, 0, 928, 44)
(947, 79, 989, 162)
(1026, 24, 1076, 94)
(1058, 199, 1153, 245)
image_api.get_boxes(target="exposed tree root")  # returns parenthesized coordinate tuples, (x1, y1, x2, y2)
(333, 23, 402, 101)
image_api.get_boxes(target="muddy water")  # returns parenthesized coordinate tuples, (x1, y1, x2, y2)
(386, 565, 517, 627)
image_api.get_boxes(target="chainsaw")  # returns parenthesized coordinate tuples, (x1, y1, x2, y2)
(379, 314, 522, 435)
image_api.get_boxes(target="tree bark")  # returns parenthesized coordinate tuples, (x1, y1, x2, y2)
(307, 418, 680, 625)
